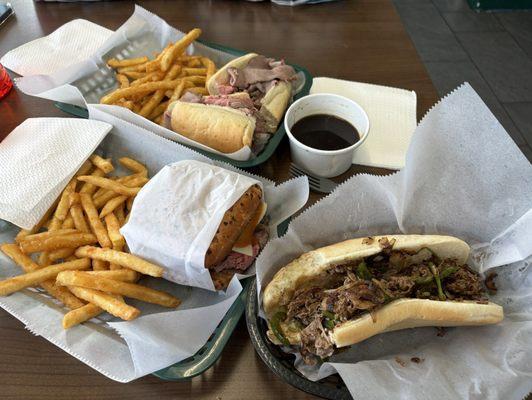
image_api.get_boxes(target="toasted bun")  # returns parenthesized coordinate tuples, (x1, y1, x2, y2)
(206, 53, 258, 95)
(205, 185, 263, 268)
(332, 298, 503, 347)
(260, 81, 292, 133)
(170, 101, 255, 153)
(263, 235, 470, 317)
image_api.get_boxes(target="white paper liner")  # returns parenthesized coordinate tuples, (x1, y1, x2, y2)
(255, 84, 532, 400)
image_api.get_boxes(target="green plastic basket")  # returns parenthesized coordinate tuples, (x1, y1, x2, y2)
(55, 40, 313, 169)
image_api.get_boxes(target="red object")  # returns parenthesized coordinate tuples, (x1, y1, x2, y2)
(0, 64, 13, 100)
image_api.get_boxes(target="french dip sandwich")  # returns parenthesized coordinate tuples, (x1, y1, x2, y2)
(165, 53, 297, 154)
(263, 235, 503, 364)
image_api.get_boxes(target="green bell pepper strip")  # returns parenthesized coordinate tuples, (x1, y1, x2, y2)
(415, 275, 434, 285)
(356, 261, 373, 280)
(441, 266, 459, 280)
(323, 310, 335, 320)
(270, 311, 290, 346)
(429, 263, 446, 301)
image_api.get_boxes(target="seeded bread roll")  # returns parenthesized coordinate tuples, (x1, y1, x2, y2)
(204, 185, 262, 268)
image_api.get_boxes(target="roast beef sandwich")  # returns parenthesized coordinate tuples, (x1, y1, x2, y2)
(262, 235, 503, 365)
(165, 53, 298, 154)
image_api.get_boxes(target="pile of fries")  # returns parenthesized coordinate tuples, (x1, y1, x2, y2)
(0, 155, 180, 329)
(102, 28, 216, 125)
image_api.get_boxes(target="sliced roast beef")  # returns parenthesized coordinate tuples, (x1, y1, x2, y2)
(228, 64, 296, 89)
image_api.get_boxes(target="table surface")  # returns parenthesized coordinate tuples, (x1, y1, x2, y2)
(0, 0, 438, 398)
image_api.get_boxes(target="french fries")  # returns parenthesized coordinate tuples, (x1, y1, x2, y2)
(103, 28, 214, 125)
(19, 233, 98, 253)
(57, 271, 180, 307)
(75, 246, 164, 277)
(0, 258, 90, 296)
(2, 154, 180, 330)
(0, 244, 85, 309)
(68, 286, 140, 321)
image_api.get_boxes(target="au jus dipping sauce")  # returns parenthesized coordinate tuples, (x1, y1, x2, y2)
(290, 114, 360, 151)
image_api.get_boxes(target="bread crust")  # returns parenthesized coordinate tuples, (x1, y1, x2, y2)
(332, 298, 503, 347)
(204, 185, 262, 268)
(170, 101, 255, 153)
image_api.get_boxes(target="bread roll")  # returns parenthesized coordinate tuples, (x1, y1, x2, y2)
(170, 101, 255, 153)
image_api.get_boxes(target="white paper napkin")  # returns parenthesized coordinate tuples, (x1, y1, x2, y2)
(256, 83, 532, 399)
(310, 77, 417, 169)
(0, 19, 113, 76)
(0, 118, 112, 229)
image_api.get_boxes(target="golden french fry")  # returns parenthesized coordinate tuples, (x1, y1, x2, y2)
(85, 269, 139, 282)
(116, 100, 135, 110)
(115, 205, 126, 227)
(70, 200, 91, 234)
(79, 194, 112, 248)
(147, 101, 169, 120)
(75, 246, 164, 277)
(0, 258, 90, 296)
(17, 229, 78, 243)
(77, 176, 141, 197)
(89, 155, 114, 174)
(116, 73, 129, 88)
(182, 67, 207, 76)
(118, 157, 148, 177)
(126, 196, 135, 211)
(161, 28, 202, 72)
(186, 87, 208, 96)
(139, 64, 182, 117)
(0, 244, 85, 309)
(57, 271, 180, 308)
(99, 195, 128, 218)
(54, 180, 77, 222)
(201, 57, 216, 83)
(104, 213, 126, 249)
(76, 160, 94, 177)
(62, 214, 75, 229)
(100, 80, 184, 104)
(19, 233, 98, 253)
(121, 71, 147, 80)
(183, 75, 206, 85)
(169, 80, 187, 103)
(92, 259, 108, 271)
(48, 248, 75, 262)
(62, 303, 103, 329)
(107, 56, 149, 68)
(68, 286, 140, 320)
(80, 168, 106, 195)
(130, 71, 163, 87)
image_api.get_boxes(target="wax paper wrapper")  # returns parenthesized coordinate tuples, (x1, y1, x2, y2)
(121, 158, 309, 291)
(3, 5, 304, 161)
(0, 118, 111, 229)
(256, 84, 532, 400)
(0, 111, 307, 382)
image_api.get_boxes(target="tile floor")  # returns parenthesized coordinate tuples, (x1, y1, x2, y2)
(392, 0, 532, 161)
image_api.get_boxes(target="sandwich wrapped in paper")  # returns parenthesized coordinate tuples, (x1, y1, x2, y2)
(165, 53, 300, 154)
(121, 159, 306, 291)
(263, 235, 503, 365)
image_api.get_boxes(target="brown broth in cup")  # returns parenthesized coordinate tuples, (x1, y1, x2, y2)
(291, 114, 360, 151)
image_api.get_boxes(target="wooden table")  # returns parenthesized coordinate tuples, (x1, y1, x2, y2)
(0, 1, 438, 398)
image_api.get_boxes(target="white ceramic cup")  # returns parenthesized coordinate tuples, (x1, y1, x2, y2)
(284, 93, 370, 178)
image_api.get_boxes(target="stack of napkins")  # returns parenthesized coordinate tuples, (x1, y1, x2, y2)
(311, 77, 417, 170)
(0, 118, 111, 229)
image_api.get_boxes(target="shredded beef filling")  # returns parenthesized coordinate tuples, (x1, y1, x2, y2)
(279, 248, 490, 365)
